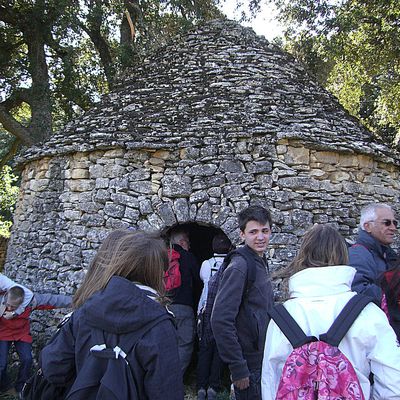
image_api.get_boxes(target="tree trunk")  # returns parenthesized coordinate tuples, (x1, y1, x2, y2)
(24, 24, 53, 144)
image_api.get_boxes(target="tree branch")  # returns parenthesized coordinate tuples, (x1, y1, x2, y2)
(79, 22, 115, 89)
(0, 105, 34, 146)
(0, 5, 20, 25)
(0, 137, 21, 170)
(3, 89, 31, 112)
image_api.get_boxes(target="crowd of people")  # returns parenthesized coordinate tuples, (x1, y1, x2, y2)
(0, 202, 400, 399)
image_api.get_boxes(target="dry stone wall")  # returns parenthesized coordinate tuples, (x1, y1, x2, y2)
(0, 237, 8, 271)
(3, 19, 400, 345)
(6, 138, 399, 295)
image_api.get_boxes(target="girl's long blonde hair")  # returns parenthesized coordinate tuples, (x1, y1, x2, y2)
(73, 229, 168, 308)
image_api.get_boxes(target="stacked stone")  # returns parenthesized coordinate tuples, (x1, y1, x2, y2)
(4, 19, 399, 341)
(0, 237, 8, 270)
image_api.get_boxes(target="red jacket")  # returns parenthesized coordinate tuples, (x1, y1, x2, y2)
(0, 305, 55, 343)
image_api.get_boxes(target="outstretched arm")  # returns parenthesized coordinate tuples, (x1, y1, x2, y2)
(32, 293, 72, 310)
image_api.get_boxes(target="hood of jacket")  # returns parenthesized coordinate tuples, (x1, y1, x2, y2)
(81, 276, 169, 335)
(289, 265, 356, 298)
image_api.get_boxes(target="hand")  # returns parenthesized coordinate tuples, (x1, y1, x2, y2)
(3, 311, 15, 320)
(233, 377, 250, 390)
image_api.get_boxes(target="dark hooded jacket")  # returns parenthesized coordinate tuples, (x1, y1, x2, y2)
(40, 276, 183, 400)
(349, 229, 398, 304)
(169, 244, 201, 308)
(210, 245, 274, 382)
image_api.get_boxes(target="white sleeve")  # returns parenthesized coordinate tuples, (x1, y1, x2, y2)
(261, 320, 292, 400)
(0, 273, 33, 315)
(199, 260, 211, 284)
(368, 307, 400, 399)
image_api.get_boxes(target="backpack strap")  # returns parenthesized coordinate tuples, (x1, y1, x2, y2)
(210, 258, 220, 276)
(269, 304, 317, 348)
(89, 313, 174, 361)
(90, 328, 129, 362)
(234, 246, 259, 296)
(320, 294, 372, 346)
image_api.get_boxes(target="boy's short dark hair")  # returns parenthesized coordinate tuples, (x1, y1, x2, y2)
(7, 286, 24, 305)
(212, 233, 232, 254)
(238, 205, 272, 232)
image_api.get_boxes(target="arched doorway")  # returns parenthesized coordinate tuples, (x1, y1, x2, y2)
(163, 222, 228, 264)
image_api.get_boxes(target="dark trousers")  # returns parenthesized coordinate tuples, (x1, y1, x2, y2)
(0, 340, 32, 392)
(234, 369, 261, 400)
(169, 304, 195, 375)
(196, 339, 224, 391)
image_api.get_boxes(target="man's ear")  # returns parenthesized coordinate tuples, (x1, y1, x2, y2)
(363, 222, 372, 233)
(239, 230, 245, 241)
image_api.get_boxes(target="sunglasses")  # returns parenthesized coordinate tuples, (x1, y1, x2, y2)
(380, 219, 398, 228)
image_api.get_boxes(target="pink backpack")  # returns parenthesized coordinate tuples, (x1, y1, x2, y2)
(269, 294, 372, 400)
(164, 248, 181, 291)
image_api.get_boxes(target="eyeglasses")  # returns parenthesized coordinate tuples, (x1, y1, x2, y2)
(379, 219, 398, 228)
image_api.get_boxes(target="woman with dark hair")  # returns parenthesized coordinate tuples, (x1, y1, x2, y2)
(39, 229, 183, 399)
(261, 224, 400, 400)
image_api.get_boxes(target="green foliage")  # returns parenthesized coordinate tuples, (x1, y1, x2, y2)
(270, 0, 400, 146)
(0, 0, 224, 150)
(0, 166, 19, 238)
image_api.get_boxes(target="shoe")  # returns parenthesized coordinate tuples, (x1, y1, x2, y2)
(230, 383, 236, 400)
(207, 387, 217, 400)
(197, 388, 206, 400)
(5, 387, 18, 396)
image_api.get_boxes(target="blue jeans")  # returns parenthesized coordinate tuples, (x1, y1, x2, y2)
(169, 304, 195, 375)
(234, 369, 261, 400)
(0, 340, 32, 392)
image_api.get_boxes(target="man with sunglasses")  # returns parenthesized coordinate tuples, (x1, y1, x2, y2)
(349, 203, 398, 304)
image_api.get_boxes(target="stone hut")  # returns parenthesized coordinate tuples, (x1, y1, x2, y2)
(4, 20, 400, 313)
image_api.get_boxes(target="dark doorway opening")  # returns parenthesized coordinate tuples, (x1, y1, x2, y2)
(164, 222, 227, 264)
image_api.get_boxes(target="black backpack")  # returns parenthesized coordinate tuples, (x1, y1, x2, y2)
(64, 326, 142, 400)
(197, 246, 257, 344)
(23, 315, 172, 400)
(22, 316, 73, 400)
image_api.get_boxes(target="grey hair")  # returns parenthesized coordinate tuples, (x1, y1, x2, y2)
(169, 228, 189, 244)
(359, 203, 393, 230)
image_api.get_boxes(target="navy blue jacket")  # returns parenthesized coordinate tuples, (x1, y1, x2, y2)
(169, 244, 201, 309)
(349, 229, 397, 304)
(210, 246, 274, 382)
(41, 276, 183, 400)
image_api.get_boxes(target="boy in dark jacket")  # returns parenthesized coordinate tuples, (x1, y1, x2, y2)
(211, 206, 274, 400)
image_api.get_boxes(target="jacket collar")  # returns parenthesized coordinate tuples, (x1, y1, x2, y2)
(243, 244, 267, 260)
(289, 266, 356, 298)
(356, 228, 391, 258)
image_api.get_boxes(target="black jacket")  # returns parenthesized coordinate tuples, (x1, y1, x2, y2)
(170, 244, 201, 308)
(210, 245, 274, 381)
(41, 276, 183, 400)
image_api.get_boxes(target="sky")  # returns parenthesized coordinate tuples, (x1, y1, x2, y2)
(218, 1, 284, 41)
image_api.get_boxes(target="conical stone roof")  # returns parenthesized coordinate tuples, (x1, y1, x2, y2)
(19, 19, 398, 165)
